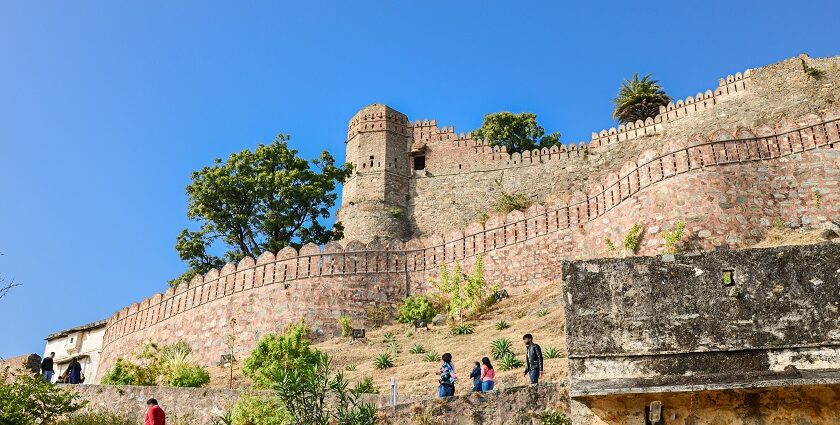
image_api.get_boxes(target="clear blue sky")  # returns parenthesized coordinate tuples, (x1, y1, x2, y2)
(1, 1, 837, 358)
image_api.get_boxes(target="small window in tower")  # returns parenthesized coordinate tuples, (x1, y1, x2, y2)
(369, 155, 374, 167)
(413, 155, 426, 170)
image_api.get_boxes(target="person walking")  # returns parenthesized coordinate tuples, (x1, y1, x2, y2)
(437, 353, 456, 398)
(522, 333, 543, 385)
(480, 357, 495, 392)
(145, 399, 166, 425)
(469, 361, 482, 393)
(66, 358, 82, 384)
(40, 352, 55, 383)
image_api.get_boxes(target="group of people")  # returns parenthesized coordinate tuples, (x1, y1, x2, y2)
(38, 352, 83, 384)
(438, 333, 544, 398)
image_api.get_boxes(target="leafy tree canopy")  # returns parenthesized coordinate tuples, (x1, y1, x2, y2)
(0, 367, 86, 424)
(612, 73, 672, 125)
(472, 112, 561, 154)
(171, 135, 351, 286)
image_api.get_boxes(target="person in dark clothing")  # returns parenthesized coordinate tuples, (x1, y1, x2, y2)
(469, 361, 482, 392)
(437, 353, 456, 398)
(41, 352, 55, 382)
(522, 333, 543, 385)
(66, 358, 82, 384)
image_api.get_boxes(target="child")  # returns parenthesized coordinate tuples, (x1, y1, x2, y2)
(469, 361, 482, 392)
(438, 353, 456, 397)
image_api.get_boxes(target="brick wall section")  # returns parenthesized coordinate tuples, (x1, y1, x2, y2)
(97, 109, 840, 382)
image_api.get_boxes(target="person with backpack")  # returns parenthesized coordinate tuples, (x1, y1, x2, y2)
(480, 357, 495, 392)
(469, 361, 482, 393)
(523, 333, 543, 385)
(438, 353, 456, 397)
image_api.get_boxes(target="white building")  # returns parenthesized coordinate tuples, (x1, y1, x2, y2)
(43, 320, 106, 384)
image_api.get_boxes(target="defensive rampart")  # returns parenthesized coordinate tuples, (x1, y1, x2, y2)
(98, 107, 840, 381)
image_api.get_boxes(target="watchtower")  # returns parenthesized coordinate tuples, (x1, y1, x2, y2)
(337, 104, 412, 242)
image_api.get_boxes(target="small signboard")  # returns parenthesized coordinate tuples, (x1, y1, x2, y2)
(351, 328, 366, 340)
(414, 320, 427, 329)
(493, 289, 509, 301)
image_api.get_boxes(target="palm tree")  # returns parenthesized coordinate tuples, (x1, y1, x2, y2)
(612, 73, 672, 125)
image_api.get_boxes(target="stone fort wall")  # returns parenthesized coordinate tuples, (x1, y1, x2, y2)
(97, 103, 840, 381)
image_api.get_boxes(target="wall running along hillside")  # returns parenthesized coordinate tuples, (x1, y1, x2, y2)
(97, 103, 840, 381)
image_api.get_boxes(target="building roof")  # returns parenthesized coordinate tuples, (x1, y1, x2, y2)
(46, 319, 107, 341)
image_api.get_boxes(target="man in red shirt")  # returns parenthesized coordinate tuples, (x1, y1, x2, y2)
(145, 398, 166, 425)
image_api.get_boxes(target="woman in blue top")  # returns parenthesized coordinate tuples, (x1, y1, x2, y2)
(438, 353, 456, 398)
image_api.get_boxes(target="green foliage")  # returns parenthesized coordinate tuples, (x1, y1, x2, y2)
(478, 212, 489, 226)
(537, 308, 549, 317)
(374, 352, 394, 370)
(56, 411, 137, 425)
(433, 257, 497, 322)
(338, 315, 352, 338)
(0, 367, 86, 425)
(243, 321, 322, 389)
(490, 338, 513, 360)
(604, 237, 616, 253)
(612, 73, 672, 124)
(170, 136, 352, 286)
(409, 344, 426, 354)
(397, 296, 437, 324)
(540, 409, 572, 425)
(168, 363, 210, 388)
(492, 174, 532, 215)
(801, 58, 825, 79)
(100, 358, 136, 385)
(499, 353, 524, 371)
(814, 190, 822, 207)
(516, 311, 526, 319)
(449, 323, 475, 335)
(544, 346, 564, 359)
(354, 376, 379, 394)
(388, 206, 403, 218)
(382, 332, 395, 343)
(387, 341, 401, 355)
(344, 364, 356, 372)
(232, 393, 290, 425)
(495, 319, 510, 330)
(623, 224, 644, 254)
(662, 221, 686, 255)
(472, 111, 561, 154)
(212, 411, 234, 425)
(423, 352, 441, 363)
(364, 304, 391, 329)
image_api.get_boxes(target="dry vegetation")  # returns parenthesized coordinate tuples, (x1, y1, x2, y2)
(751, 226, 837, 248)
(209, 283, 569, 397)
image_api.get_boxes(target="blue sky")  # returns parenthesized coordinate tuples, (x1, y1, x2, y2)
(0, 0, 837, 358)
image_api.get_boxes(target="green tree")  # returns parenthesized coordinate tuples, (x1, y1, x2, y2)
(612, 73, 672, 125)
(472, 112, 561, 154)
(0, 367, 86, 424)
(171, 135, 352, 286)
(433, 257, 496, 322)
(243, 321, 322, 389)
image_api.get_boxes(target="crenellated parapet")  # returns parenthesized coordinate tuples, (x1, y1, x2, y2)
(346, 104, 412, 141)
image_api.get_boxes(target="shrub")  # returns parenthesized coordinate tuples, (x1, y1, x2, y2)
(374, 352, 394, 369)
(544, 346, 563, 359)
(662, 221, 686, 255)
(232, 393, 290, 425)
(433, 257, 498, 322)
(540, 409, 571, 425)
(537, 308, 549, 317)
(423, 352, 440, 363)
(490, 338, 513, 360)
(364, 304, 392, 329)
(449, 323, 475, 335)
(338, 315, 352, 337)
(516, 311, 526, 319)
(212, 411, 234, 425)
(0, 368, 86, 425)
(499, 353, 524, 371)
(56, 411, 137, 425)
(623, 224, 644, 253)
(243, 320, 322, 389)
(354, 376, 379, 394)
(100, 358, 136, 385)
(605, 237, 617, 253)
(397, 296, 437, 324)
(409, 344, 426, 354)
(495, 320, 510, 330)
(168, 363, 210, 388)
(345, 364, 357, 372)
(383, 331, 395, 343)
(387, 341, 401, 355)
(493, 176, 532, 214)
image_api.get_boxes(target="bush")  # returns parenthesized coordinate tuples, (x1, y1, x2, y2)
(374, 352, 394, 369)
(449, 323, 475, 335)
(56, 411, 137, 425)
(423, 352, 440, 362)
(243, 320, 322, 389)
(397, 296, 437, 324)
(232, 393, 290, 425)
(490, 338, 513, 360)
(100, 358, 136, 385)
(168, 363, 210, 387)
(338, 315, 352, 337)
(354, 376, 379, 394)
(544, 346, 564, 359)
(409, 344, 426, 354)
(499, 353, 524, 371)
(364, 304, 392, 329)
(541, 409, 571, 425)
(495, 320, 510, 330)
(623, 224, 644, 253)
(0, 367, 86, 425)
(433, 257, 498, 322)
(662, 221, 686, 255)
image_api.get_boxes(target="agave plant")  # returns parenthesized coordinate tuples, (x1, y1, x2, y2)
(423, 351, 441, 362)
(499, 353, 524, 371)
(449, 323, 475, 336)
(544, 346, 564, 359)
(537, 308, 549, 318)
(387, 341, 401, 354)
(612, 73, 672, 125)
(409, 344, 426, 354)
(490, 338, 513, 360)
(495, 319, 510, 330)
(159, 341, 193, 371)
(374, 352, 394, 369)
(383, 331, 396, 343)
